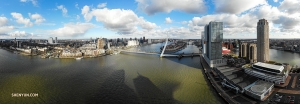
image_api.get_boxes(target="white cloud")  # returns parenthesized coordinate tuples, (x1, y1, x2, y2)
(11, 12, 33, 27)
(97, 3, 107, 8)
(47, 22, 95, 37)
(20, 0, 38, 6)
(165, 17, 172, 24)
(75, 3, 79, 9)
(213, 0, 267, 14)
(273, 0, 278, 2)
(136, 0, 207, 15)
(0, 16, 15, 35)
(57, 5, 68, 16)
(81, 5, 157, 34)
(0, 16, 8, 26)
(278, 0, 300, 14)
(30, 13, 45, 24)
(8, 31, 31, 37)
(76, 15, 80, 20)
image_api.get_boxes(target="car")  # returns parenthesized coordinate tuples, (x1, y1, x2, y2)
(290, 101, 294, 104)
(278, 95, 283, 99)
(275, 98, 281, 102)
(288, 96, 291, 98)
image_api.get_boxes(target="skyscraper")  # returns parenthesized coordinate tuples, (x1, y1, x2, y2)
(257, 19, 269, 62)
(55, 37, 58, 43)
(97, 38, 105, 49)
(203, 21, 225, 67)
(48, 37, 53, 44)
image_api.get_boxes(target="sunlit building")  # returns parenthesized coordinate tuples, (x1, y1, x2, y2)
(97, 38, 105, 49)
(48, 37, 53, 44)
(257, 19, 269, 62)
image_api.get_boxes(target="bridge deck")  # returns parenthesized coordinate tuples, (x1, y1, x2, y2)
(120, 50, 200, 57)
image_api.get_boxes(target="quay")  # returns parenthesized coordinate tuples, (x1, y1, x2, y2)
(199, 53, 263, 104)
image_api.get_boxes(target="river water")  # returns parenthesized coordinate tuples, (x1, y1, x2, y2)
(0, 43, 221, 104)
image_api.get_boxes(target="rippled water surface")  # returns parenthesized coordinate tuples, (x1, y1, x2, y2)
(0, 43, 220, 104)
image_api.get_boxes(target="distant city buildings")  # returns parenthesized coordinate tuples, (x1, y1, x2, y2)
(55, 37, 58, 43)
(97, 38, 105, 49)
(48, 37, 53, 44)
(148, 39, 152, 44)
(203, 21, 227, 67)
(127, 40, 139, 47)
(257, 19, 270, 62)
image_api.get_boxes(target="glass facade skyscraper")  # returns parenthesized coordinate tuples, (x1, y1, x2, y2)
(205, 22, 223, 60)
(203, 21, 226, 67)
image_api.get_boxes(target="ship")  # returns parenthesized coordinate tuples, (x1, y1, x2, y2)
(222, 47, 231, 54)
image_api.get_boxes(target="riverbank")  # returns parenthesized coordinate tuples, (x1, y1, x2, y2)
(200, 55, 240, 104)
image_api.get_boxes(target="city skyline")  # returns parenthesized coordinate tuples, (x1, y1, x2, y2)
(0, 0, 299, 39)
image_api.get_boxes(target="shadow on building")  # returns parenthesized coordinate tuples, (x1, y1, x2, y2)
(133, 73, 182, 104)
(87, 69, 140, 104)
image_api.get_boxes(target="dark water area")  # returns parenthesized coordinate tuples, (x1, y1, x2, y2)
(0, 43, 221, 104)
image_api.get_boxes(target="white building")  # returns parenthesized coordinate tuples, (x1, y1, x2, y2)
(148, 39, 152, 44)
(48, 37, 53, 44)
(244, 62, 288, 84)
(127, 40, 139, 47)
(55, 37, 58, 43)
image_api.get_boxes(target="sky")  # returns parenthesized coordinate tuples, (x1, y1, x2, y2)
(0, 0, 299, 39)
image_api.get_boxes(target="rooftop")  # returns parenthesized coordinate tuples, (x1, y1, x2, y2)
(253, 62, 284, 71)
(245, 80, 274, 96)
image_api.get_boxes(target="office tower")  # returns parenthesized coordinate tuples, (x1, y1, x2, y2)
(97, 38, 105, 49)
(203, 21, 224, 67)
(55, 37, 58, 43)
(48, 37, 53, 44)
(239, 42, 248, 58)
(143, 36, 145, 42)
(201, 31, 206, 54)
(247, 43, 257, 63)
(257, 19, 269, 62)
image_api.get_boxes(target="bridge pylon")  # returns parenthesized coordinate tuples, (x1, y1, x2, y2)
(160, 38, 168, 58)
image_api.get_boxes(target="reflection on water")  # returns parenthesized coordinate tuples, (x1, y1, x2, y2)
(0, 44, 220, 104)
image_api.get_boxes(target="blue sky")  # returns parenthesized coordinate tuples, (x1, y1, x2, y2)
(0, 0, 299, 39)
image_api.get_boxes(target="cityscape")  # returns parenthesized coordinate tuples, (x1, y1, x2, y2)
(1, 0, 300, 104)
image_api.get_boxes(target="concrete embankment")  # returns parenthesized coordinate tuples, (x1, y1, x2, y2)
(199, 55, 238, 104)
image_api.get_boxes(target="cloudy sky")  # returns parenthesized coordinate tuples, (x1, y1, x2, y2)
(0, 0, 299, 39)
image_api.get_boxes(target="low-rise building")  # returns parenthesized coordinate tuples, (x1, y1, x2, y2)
(244, 62, 288, 84)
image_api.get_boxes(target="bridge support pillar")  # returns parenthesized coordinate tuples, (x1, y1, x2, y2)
(160, 38, 168, 58)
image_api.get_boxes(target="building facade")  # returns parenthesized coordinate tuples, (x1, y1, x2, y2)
(257, 19, 269, 62)
(48, 37, 53, 44)
(97, 38, 105, 49)
(203, 21, 226, 67)
(55, 37, 58, 43)
(247, 43, 257, 63)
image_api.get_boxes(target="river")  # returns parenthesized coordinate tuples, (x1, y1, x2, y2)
(0, 43, 221, 104)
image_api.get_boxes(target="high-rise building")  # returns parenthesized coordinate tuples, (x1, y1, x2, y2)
(55, 37, 58, 43)
(97, 38, 105, 49)
(257, 19, 269, 62)
(201, 31, 206, 54)
(203, 21, 226, 67)
(148, 39, 152, 44)
(48, 37, 53, 44)
(247, 43, 257, 63)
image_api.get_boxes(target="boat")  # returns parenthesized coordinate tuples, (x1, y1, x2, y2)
(222, 47, 231, 54)
(75, 57, 83, 60)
